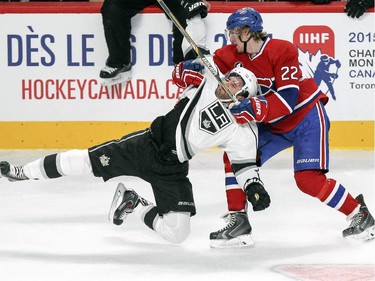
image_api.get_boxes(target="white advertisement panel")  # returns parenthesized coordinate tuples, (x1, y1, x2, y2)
(0, 12, 374, 121)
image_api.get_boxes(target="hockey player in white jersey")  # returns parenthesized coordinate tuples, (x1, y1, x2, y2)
(1, 63, 270, 247)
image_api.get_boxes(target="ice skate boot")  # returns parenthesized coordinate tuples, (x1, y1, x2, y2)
(109, 182, 150, 225)
(210, 211, 254, 248)
(99, 63, 132, 86)
(343, 194, 375, 242)
(0, 161, 29, 182)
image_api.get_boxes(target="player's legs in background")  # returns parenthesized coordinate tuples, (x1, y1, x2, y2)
(99, 0, 153, 85)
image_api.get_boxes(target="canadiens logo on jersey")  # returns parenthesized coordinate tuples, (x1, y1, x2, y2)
(293, 25, 341, 101)
(199, 100, 233, 134)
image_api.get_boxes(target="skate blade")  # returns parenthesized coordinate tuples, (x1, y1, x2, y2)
(1, 175, 25, 182)
(108, 182, 127, 223)
(362, 225, 375, 242)
(210, 234, 255, 249)
(345, 225, 375, 243)
(100, 71, 132, 86)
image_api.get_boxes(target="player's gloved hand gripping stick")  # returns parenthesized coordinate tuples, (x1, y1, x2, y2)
(156, 0, 239, 105)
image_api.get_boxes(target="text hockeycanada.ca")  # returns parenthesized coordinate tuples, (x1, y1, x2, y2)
(21, 78, 184, 100)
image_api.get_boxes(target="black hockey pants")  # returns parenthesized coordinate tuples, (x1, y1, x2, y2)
(101, 0, 187, 67)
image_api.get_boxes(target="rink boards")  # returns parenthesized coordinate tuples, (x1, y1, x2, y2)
(0, 2, 373, 149)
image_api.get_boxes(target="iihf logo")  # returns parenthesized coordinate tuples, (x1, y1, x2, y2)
(293, 26, 341, 101)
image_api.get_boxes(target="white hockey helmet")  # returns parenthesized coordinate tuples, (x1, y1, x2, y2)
(221, 67, 259, 102)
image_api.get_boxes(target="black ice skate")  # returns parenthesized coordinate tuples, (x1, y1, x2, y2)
(210, 211, 254, 248)
(109, 182, 150, 225)
(99, 63, 132, 86)
(0, 161, 29, 182)
(342, 194, 375, 242)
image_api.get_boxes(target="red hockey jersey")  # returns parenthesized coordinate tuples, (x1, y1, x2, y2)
(214, 37, 328, 133)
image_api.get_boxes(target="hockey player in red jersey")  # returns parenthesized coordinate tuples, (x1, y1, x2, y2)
(171, 7, 374, 247)
(210, 7, 375, 246)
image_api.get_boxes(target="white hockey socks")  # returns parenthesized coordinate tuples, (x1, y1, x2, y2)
(23, 149, 92, 180)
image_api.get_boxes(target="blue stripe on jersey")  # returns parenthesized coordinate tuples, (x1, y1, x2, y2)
(225, 176, 238, 186)
(327, 184, 345, 208)
(278, 88, 299, 109)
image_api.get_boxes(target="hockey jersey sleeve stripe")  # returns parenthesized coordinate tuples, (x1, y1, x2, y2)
(277, 83, 299, 92)
(264, 87, 298, 123)
(294, 87, 322, 111)
(179, 83, 205, 161)
(277, 87, 299, 109)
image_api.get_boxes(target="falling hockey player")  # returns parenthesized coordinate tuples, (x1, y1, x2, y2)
(1, 61, 270, 248)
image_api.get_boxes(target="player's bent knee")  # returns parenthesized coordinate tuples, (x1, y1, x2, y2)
(294, 170, 327, 198)
(155, 212, 191, 244)
(166, 227, 190, 244)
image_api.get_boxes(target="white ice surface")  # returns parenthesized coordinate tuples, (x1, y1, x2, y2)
(0, 149, 374, 281)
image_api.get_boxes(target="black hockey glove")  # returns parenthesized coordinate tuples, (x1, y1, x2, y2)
(180, 0, 208, 19)
(345, 0, 374, 18)
(244, 178, 270, 212)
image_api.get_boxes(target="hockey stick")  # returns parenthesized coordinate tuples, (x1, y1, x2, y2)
(156, 0, 238, 104)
